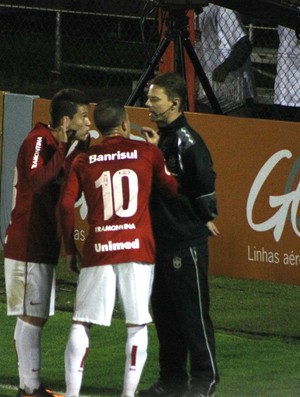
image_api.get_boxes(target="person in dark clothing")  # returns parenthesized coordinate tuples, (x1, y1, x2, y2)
(139, 72, 220, 397)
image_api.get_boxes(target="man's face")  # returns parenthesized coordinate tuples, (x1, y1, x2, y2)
(146, 84, 177, 126)
(68, 105, 91, 141)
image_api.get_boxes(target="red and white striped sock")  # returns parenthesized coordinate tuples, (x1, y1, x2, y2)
(122, 325, 148, 397)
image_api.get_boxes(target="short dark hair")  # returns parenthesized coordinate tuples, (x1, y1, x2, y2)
(50, 88, 89, 128)
(150, 72, 187, 112)
(94, 98, 126, 135)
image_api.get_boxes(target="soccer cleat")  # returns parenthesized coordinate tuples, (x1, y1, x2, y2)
(138, 380, 188, 397)
(43, 388, 64, 397)
(16, 389, 25, 397)
(18, 384, 64, 397)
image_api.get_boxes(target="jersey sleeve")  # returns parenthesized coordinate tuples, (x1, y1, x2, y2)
(151, 145, 178, 196)
(26, 135, 68, 193)
(183, 141, 218, 222)
(59, 161, 82, 254)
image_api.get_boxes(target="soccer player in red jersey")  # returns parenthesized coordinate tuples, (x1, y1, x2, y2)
(59, 98, 178, 397)
(4, 88, 91, 397)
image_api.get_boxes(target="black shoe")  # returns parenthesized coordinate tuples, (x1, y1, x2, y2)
(138, 380, 187, 397)
(16, 389, 25, 397)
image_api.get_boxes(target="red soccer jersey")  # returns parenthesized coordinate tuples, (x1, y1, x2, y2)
(4, 123, 68, 264)
(60, 136, 178, 267)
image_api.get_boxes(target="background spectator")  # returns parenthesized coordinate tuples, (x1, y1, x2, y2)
(273, 25, 300, 121)
(195, 3, 256, 117)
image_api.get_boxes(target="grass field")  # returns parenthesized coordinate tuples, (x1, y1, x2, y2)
(0, 256, 300, 397)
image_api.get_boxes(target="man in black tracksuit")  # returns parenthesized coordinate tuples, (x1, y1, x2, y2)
(140, 72, 220, 397)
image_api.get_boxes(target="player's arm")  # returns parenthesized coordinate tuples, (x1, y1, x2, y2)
(27, 135, 69, 193)
(65, 250, 82, 275)
(59, 165, 82, 273)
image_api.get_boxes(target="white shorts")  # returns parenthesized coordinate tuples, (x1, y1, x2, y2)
(5, 258, 56, 318)
(73, 262, 154, 326)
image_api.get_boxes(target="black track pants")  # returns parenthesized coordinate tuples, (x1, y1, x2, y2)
(151, 242, 219, 395)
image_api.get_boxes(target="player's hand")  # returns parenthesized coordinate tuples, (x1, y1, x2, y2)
(141, 127, 160, 146)
(66, 251, 82, 274)
(206, 221, 220, 237)
(57, 117, 69, 143)
(212, 64, 228, 83)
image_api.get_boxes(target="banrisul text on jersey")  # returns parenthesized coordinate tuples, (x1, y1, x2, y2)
(89, 149, 138, 163)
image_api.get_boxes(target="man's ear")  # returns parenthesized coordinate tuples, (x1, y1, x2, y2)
(172, 97, 180, 109)
(121, 120, 127, 132)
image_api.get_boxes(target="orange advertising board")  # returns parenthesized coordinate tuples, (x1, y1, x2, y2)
(33, 99, 300, 285)
(187, 113, 300, 285)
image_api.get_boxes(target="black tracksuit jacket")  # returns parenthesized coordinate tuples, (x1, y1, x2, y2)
(150, 114, 217, 251)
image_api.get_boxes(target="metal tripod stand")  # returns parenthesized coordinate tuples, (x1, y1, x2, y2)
(126, 8, 222, 114)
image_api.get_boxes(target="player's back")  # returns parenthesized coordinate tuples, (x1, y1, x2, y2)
(78, 136, 155, 224)
(73, 136, 168, 267)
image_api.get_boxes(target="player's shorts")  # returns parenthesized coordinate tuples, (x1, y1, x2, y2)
(5, 258, 56, 318)
(73, 262, 154, 326)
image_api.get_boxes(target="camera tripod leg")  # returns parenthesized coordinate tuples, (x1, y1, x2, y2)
(182, 37, 223, 114)
(174, 31, 186, 78)
(126, 36, 172, 106)
(126, 9, 222, 114)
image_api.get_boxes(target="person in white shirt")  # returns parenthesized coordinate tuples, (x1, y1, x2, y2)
(195, 3, 256, 116)
(274, 25, 300, 121)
